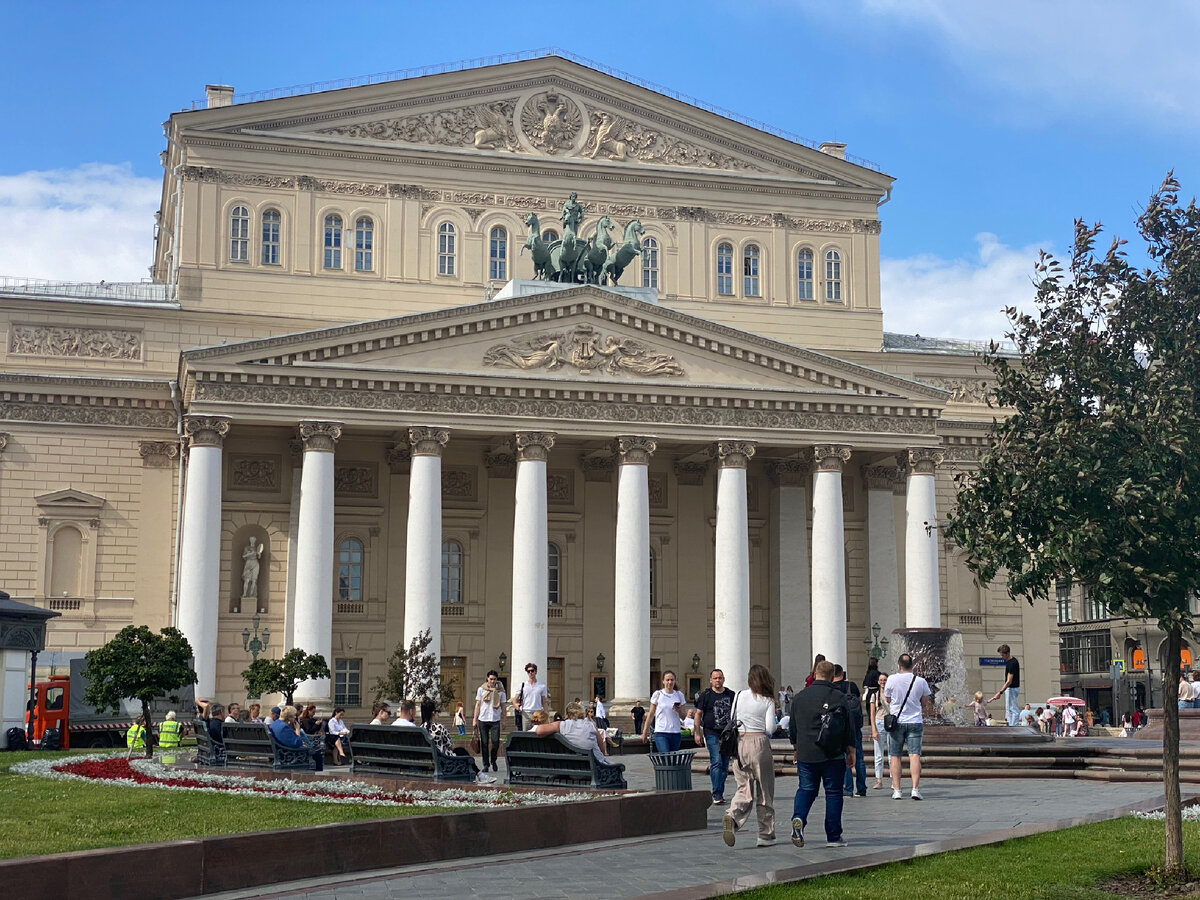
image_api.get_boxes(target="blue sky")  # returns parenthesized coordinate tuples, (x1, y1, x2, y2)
(2, 0, 1197, 339)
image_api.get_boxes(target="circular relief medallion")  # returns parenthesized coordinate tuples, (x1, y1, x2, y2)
(519, 90, 585, 156)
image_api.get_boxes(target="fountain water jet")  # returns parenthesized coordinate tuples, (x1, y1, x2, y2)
(891, 628, 968, 725)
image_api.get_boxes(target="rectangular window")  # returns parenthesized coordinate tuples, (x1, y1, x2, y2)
(1055, 579, 1072, 624)
(1059, 631, 1111, 675)
(717, 247, 733, 296)
(355, 221, 373, 272)
(743, 253, 759, 297)
(334, 658, 362, 707)
(489, 230, 507, 281)
(324, 222, 342, 270)
(261, 216, 280, 265)
(1082, 586, 1106, 621)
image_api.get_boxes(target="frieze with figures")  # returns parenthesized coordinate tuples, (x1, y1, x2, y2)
(483, 324, 684, 377)
(914, 375, 993, 404)
(10, 325, 141, 361)
(335, 463, 378, 497)
(230, 455, 280, 491)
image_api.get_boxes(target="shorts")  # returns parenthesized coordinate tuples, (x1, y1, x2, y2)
(887, 722, 924, 757)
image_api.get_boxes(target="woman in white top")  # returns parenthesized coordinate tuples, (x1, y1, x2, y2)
(722, 664, 779, 848)
(642, 671, 686, 753)
(326, 707, 350, 765)
(868, 672, 889, 789)
(534, 701, 609, 763)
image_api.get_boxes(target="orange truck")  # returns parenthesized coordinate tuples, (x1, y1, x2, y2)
(27, 658, 195, 748)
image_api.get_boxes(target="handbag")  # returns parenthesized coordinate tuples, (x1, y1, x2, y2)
(884, 674, 917, 732)
(468, 727, 481, 756)
(718, 693, 740, 762)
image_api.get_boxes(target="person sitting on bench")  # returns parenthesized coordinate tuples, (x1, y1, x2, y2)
(532, 701, 610, 763)
(269, 705, 324, 771)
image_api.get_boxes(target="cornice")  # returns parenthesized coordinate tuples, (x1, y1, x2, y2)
(0, 372, 171, 393)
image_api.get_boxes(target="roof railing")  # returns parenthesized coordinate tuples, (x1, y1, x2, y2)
(186, 47, 884, 173)
(0, 276, 176, 304)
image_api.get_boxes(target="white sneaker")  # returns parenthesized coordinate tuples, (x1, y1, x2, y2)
(911, 788, 924, 800)
(477, 772, 496, 784)
(891, 788, 903, 800)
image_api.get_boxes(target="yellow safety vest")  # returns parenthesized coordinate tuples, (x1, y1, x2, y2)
(158, 719, 182, 748)
(126, 723, 146, 749)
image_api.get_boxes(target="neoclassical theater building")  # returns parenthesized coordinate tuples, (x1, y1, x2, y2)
(0, 53, 1063, 716)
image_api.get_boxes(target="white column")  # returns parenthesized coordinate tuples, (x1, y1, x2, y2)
(715, 440, 755, 692)
(905, 448, 945, 628)
(292, 420, 342, 705)
(811, 444, 851, 667)
(613, 436, 656, 705)
(176, 415, 230, 699)
(403, 427, 449, 662)
(864, 465, 903, 650)
(769, 459, 811, 691)
(511, 432, 555, 679)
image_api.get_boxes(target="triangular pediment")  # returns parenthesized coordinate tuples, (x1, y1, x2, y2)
(179, 56, 890, 189)
(184, 286, 945, 405)
(35, 489, 106, 511)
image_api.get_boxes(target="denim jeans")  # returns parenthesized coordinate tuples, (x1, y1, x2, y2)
(479, 721, 501, 771)
(704, 731, 730, 797)
(1005, 687, 1020, 726)
(793, 758, 846, 842)
(653, 731, 681, 753)
(843, 726, 866, 794)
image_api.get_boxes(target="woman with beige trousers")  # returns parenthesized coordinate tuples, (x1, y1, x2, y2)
(722, 663, 779, 848)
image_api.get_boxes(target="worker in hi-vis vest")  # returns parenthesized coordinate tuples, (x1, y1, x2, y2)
(158, 710, 182, 749)
(126, 715, 147, 751)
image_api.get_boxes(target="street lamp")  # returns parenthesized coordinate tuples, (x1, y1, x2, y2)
(596, 652, 605, 672)
(691, 653, 701, 673)
(498, 651, 507, 673)
(241, 613, 270, 662)
(863, 622, 890, 660)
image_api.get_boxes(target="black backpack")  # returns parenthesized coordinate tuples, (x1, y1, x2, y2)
(815, 699, 849, 755)
(40, 728, 61, 751)
(5, 727, 27, 751)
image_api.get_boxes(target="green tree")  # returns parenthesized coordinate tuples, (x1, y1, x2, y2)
(241, 648, 330, 706)
(946, 176, 1198, 880)
(82, 626, 197, 759)
(374, 628, 455, 708)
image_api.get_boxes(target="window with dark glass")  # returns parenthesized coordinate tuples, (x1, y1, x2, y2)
(716, 243, 733, 295)
(323, 214, 343, 269)
(441, 539, 463, 603)
(261, 209, 281, 265)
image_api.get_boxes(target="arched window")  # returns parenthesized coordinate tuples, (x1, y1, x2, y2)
(323, 214, 343, 269)
(796, 248, 814, 300)
(489, 226, 508, 281)
(825, 249, 842, 301)
(437, 222, 456, 276)
(648, 547, 657, 608)
(441, 539, 463, 604)
(229, 205, 250, 262)
(547, 542, 561, 606)
(354, 216, 374, 271)
(641, 236, 659, 289)
(743, 244, 760, 297)
(542, 228, 558, 245)
(337, 537, 364, 603)
(261, 209, 281, 265)
(716, 242, 733, 295)
(49, 525, 82, 598)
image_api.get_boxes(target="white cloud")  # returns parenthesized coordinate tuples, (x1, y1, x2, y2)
(881, 233, 1046, 341)
(0, 163, 159, 283)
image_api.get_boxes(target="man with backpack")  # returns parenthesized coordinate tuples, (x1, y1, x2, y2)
(787, 660, 855, 848)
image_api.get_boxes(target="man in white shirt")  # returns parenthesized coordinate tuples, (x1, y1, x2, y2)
(594, 693, 609, 730)
(512, 663, 549, 730)
(392, 699, 419, 727)
(884, 653, 934, 801)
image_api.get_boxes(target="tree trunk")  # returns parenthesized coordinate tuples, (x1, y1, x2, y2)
(1162, 626, 1184, 878)
(142, 699, 155, 760)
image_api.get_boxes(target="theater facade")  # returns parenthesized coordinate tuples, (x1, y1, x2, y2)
(0, 54, 1062, 717)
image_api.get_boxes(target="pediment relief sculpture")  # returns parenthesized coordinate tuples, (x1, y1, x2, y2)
(521, 91, 585, 155)
(483, 324, 684, 378)
(316, 98, 522, 151)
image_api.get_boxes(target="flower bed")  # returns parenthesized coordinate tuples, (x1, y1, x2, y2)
(11, 754, 599, 809)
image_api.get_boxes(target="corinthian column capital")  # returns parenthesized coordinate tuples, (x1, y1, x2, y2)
(184, 415, 232, 448)
(409, 426, 450, 457)
(715, 440, 756, 469)
(615, 435, 657, 466)
(514, 431, 556, 462)
(906, 447, 945, 476)
(767, 457, 811, 486)
(862, 464, 902, 491)
(298, 420, 343, 453)
(812, 444, 852, 473)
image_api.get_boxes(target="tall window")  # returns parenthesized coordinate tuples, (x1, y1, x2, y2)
(354, 216, 374, 271)
(825, 249, 842, 301)
(547, 542, 561, 606)
(641, 237, 659, 289)
(437, 222, 456, 276)
(323, 214, 343, 269)
(796, 248, 814, 300)
(261, 209, 281, 265)
(441, 539, 463, 604)
(49, 526, 82, 597)
(716, 242, 733, 295)
(1082, 586, 1106, 621)
(334, 659, 362, 707)
(1055, 579, 1072, 624)
(542, 229, 558, 245)
(337, 537, 364, 603)
(489, 226, 508, 281)
(229, 205, 250, 262)
(743, 244, 760, 296)
(648, 548, 657, 608)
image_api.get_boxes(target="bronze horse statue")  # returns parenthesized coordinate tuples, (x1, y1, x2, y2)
(583, 216, 615, 284)
(522, 213, 553, 281)
(600, 219, 644, 286)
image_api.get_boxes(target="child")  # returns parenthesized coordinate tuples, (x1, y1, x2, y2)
(971, 691, 988, 726)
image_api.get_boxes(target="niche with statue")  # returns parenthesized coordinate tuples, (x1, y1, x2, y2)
(230, 525, 271, 614)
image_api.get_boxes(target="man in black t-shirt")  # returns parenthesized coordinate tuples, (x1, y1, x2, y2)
(788, 661, 855, 847)
(833, 665, 867, 796)
(692, 668, 735, 805)
(989, 644, 1020, 726)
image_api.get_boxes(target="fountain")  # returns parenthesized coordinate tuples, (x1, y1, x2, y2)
(891, 628, 968, 725)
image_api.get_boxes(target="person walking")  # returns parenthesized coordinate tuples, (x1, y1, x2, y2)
(472, 669, 506, 778)
(989, 644, 1020, 726)
(631, 699, 646, 737)
(692, 668, 736, 805)
(642, 671, 686, 752)
(832, 665, 867, 797)
(787, 660, 856, 848)
(722, 664, 779, 848)
(512, 662, 549, 731)
(884, 653, 933, 800)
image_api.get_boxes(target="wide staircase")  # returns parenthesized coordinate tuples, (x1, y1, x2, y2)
(691, 727, 1189, 783)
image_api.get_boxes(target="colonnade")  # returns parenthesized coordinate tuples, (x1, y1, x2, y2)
(175, 415, 945, 701)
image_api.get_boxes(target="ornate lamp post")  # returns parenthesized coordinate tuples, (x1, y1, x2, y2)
(596, 652, 605, 672)
(498, 651, 507, 673)
(863, 622, 890, 660)
(241, 613, 270, 662)
(691, 653, 701, 673)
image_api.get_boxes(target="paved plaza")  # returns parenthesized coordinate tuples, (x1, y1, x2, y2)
(195, 749, 1178, 900)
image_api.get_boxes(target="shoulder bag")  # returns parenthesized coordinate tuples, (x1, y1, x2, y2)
(884, 675, 917, 732)
(718, 692, 741, 762)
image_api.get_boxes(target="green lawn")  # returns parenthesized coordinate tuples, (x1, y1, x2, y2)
(0, 750, 451, 859)
(736, 817, 1199, 900)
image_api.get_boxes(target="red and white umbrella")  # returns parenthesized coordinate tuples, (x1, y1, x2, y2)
(1046, 696, 1086, 707)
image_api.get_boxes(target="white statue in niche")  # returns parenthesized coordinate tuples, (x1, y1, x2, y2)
(241, 538, 264, 600)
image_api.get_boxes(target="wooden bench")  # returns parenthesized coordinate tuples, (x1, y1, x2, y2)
(348, 724, 477, 781)
(503, 732, 627, 789)
(193, 719, 225, 767)
(221, 722, 274, 768)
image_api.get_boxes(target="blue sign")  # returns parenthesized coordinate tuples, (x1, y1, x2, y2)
(979, 656, 1006, 667)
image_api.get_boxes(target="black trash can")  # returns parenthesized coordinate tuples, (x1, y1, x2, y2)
(648, 750, 695, 791)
